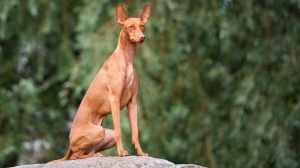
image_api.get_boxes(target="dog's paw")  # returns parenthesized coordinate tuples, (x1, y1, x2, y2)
(118, 149, 129, 156)
(93, 153, 104, 157)
(138, 151, 148, 156)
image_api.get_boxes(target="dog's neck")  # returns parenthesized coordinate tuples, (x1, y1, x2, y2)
(115, 29, 137, 64)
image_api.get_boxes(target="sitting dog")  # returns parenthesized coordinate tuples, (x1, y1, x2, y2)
(51, 3, 151, 162)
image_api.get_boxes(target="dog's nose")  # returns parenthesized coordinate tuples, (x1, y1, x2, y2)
(140, 36, 145, 41)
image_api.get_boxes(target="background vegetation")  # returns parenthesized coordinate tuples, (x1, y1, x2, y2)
(0, 0, 300, 167)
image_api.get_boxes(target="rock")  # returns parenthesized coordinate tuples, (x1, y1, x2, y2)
(176, 164, 204, 168)
(12, 156, 205, 168)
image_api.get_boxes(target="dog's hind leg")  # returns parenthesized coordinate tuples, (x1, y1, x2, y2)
(70, 150, 100, 159)
(70, 123, 106, 159)
(94, 128, 116, 152)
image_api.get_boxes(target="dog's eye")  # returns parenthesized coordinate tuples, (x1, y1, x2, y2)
(129, 26, 133, 28)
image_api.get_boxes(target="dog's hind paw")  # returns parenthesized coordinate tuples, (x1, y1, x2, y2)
(94, 153, 105, 157)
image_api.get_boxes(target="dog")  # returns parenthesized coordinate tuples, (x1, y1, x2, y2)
(51, 3, 150, 162)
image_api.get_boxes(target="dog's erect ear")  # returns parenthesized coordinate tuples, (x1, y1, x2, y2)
(116, 4, 128, 25)
(139, 3, 151, 24)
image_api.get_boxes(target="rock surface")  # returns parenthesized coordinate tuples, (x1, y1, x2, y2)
(12, 156, 205, 168)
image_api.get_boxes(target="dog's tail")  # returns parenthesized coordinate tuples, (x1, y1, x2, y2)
(50, 146, 73, 163)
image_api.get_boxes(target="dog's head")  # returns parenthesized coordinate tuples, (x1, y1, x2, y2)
(116, 4, 151, 44)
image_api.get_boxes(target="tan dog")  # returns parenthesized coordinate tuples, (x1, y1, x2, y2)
(51, 3, 150, 162)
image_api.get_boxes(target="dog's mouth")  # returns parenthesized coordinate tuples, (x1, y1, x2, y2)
(139, 39, 145, 43)
(130, 38, 145, 44)
(137, 40, 145, 44)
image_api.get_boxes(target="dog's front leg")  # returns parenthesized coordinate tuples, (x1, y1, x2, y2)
(109, 95, 128, 156)
(127, 87, 148, 156)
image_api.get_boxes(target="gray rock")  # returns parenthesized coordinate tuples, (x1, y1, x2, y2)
(12, 156, 205, 168)
(176, 164, 205, 168)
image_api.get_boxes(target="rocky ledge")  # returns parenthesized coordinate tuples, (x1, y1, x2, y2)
(13, 156, 205, 168)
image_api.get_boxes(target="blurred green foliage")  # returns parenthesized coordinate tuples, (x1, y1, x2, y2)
(0, 0, 300, 167)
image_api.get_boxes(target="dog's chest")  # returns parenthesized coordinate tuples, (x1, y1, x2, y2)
(125, 65, 135, 88)
(128, 73, 134, 88)
(120, 66, 135, 108)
